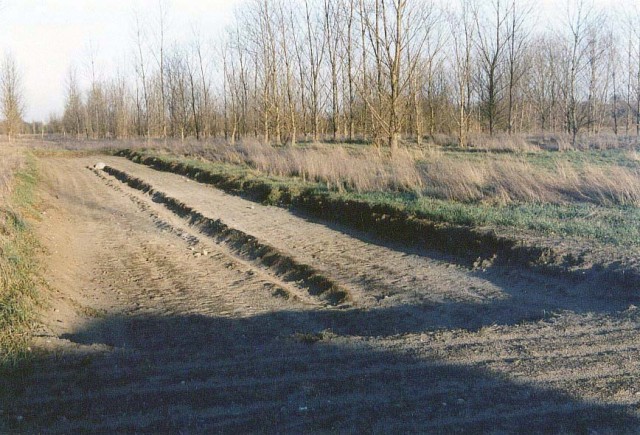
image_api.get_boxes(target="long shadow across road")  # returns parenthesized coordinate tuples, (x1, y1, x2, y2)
(3, 305, 639, 433)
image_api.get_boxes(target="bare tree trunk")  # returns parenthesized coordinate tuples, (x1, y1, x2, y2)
(611, 44, 619, 136)
(386, 0, 404, 151)
(155, 0, 168, 142)
(506, 0, 531, 135)
(346, 0, 355, 142)
(194, 36, 210, 138)
(304, 0, 324, 143)
(186, 52, 200, 140)
(359, 0, 369, 142)
(451, 1, 475, 148)
(279, 3, 297, 146)
(291, 8, 309, 142)
(0, 54, 25, 140)
(222, 45, 229, 142)
(325, 0, 340, 142)
(475, 0, 509, 136)
(626, 36, 632, 135)
(411, 66, 423, 146)
(134, 13, 151, 143)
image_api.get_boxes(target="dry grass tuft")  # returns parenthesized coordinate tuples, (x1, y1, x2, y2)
(420, 157, 562, 204)
(568, 165, 640, 206)
(421, 156, 640, 206)
(172, 138, 640, 207)
(467, 133, 537, 152)
(0, 144, 39, 368)
(193, 140, 427, 194)
(0, 145, 25, 203)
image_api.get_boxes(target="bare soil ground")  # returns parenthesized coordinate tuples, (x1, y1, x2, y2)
(2, 155, 640, 433)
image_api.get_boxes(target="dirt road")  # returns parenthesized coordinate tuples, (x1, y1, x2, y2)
(2, 155, 640, 432)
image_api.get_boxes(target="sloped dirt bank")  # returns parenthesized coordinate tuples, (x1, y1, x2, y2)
(116, 149, 640, 290)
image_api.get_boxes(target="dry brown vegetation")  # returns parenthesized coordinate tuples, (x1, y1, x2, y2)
(169, 139, 640, 207)
(0, 142, 24, 202)
(423, 156, 640, 205)
(0, 143, 38, 368)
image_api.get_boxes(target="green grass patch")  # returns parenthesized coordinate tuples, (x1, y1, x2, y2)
(342, 191, 640, 246)
(0, 154, 40, 369)
(440, 147, 640, 172)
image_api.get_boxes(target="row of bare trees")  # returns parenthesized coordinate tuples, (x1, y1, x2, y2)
(0, 54, 24, 139)
(0, 0, 26, 140)
(48, 0, 640, 148)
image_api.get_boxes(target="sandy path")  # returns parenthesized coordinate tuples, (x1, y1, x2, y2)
(2, 155, 640, 433)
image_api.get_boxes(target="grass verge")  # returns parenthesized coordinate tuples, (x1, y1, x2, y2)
(117, 149, 640, 247)
(0, 153, 40, 369)
(166, 139, 640, 207)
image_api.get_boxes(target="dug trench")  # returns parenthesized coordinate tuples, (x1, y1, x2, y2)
(100, 165, 349, 307)
(2, 155, 640, 432)
(115, 148, 640, 289)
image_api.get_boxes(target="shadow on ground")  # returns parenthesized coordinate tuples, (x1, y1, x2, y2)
(2, 305, 639, 433)
(290, 205, 640, 294)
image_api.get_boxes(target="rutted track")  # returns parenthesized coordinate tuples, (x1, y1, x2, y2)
(2, 155, 640, 433)
(116, 149, 640, 288)
(101, 165, 349, 306)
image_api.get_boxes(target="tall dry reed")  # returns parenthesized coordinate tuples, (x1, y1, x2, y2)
(0, 145, 24, 203)
(152, 138, 640, 207)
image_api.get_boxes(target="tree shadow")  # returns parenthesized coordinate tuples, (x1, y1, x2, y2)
(3, 307, 639, 433)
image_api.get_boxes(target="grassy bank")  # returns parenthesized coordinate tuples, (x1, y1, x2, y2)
(170, 139, 640, 207)
(0, 150, 40, 368)
(112, 148, 640, 289)
(120, 148, 640, 248)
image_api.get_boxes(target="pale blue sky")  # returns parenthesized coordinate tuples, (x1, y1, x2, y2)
(0, 0, 626, 122)
(0, 0, 239, 121)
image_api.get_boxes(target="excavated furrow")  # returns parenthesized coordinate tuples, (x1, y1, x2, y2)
(101, 165, 351, 307)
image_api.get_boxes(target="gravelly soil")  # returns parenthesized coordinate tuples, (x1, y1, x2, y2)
(2, 155, 640, 433)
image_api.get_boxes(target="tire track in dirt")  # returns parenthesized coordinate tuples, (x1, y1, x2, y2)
(98, 165, 350, 307)
(97, 156, 636, 329)
(3, 156, 640, 433)
(91, 167, 331, 310)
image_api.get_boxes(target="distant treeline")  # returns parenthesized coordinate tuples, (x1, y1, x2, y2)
(37, 0, 640, 147)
